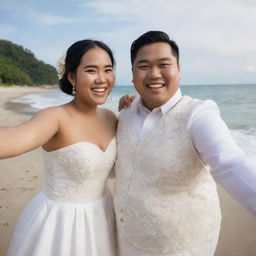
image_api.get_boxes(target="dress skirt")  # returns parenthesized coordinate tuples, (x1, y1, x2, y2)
(7, 191, 116, 256)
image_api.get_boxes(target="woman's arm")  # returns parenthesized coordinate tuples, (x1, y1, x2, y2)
(0, 107, 60, 159)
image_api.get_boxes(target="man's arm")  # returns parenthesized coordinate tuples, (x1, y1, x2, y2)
(118, 94, 136, 111)
(189, 100, 256, 216)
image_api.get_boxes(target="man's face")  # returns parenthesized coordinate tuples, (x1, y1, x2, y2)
(132, 42, 180, 110)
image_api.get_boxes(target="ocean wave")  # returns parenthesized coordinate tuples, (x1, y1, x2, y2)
(231, 128, 256, 159)
(11, 90, 72, 109)
(10, 89, 120, 113)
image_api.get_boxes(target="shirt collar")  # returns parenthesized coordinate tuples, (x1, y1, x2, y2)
(137, 88, 182, 115)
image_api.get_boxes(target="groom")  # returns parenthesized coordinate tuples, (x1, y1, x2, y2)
(114, 31, 256, 256)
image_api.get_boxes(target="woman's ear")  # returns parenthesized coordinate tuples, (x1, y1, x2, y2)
(177, 63, 181, 72)
(67, 72, 75, 86)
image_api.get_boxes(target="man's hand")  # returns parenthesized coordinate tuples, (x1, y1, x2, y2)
(118, 94, 136, 112)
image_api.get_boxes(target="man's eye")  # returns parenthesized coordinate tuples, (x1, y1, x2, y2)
(160, 63, 170, 68)
(138, 66, 149, 69)
(105, 68, 113, 73)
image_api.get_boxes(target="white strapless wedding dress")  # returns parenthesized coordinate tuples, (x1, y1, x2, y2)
(7, 138, 117, 256)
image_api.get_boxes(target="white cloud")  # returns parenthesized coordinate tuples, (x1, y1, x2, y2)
(80, 1, 138, 17)
(37, 15, 80, 25)
(101, 0, 256, 84)
(80, 0, 256, 56)
(0, 25, 15, 35)
(245, 66, 256, 72)
(38, 0, 256, 83)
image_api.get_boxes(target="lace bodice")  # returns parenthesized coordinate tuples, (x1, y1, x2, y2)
(42, 138, 116, 203)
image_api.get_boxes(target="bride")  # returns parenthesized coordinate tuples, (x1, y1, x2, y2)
(1, 39, 117, 256)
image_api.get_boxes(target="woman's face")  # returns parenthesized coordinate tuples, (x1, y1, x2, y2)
(70, 47, 115, 106)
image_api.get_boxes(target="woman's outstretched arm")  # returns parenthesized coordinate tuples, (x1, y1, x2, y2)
(0, 107, 60, 159)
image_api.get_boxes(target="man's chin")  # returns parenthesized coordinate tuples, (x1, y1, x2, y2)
(143, 98, 166, 110)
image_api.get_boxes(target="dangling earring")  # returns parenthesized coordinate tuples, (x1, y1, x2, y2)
(72, 85, 76, 97)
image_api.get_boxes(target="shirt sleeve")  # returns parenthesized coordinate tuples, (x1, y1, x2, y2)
(189, 100, 256, 217)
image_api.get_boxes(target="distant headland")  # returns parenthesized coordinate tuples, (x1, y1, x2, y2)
(0, 40, 58, 87)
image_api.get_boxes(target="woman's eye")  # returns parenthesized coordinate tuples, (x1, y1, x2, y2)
(86, 69, 96, 73)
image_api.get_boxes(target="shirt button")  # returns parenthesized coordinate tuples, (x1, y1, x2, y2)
(120, 209, 123, 213)
(120, 218, 124, 222)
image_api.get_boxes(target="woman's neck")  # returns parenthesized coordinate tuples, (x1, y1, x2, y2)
(71, 99, 97, 116)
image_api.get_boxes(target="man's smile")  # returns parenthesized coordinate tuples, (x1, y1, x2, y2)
(146, 84, 165, 89)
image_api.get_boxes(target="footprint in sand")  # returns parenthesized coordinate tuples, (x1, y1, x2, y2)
(18, 187, 35, 192)
(2, 221, 10, 226)
(0, 205, 9, 209)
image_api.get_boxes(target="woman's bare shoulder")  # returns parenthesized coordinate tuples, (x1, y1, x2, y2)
(37, 105, 65, 115)
(101, 108, 117, 120)
(36, 105, 70, 119)
(100, 108, 117, 128)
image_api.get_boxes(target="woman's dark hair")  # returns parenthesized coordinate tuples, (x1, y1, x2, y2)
(59, 39, 115, 95)
(130, 31, 179, 65)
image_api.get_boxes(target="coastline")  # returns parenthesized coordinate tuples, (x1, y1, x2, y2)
(0, 86, 51, 256)
(0, 87, 255, 255)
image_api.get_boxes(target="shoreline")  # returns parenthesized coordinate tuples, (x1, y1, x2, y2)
(0, 87, 256, 255)
(0, 86, 51, 256)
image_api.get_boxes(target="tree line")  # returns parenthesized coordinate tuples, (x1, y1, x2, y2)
(0, 40, 58, 86)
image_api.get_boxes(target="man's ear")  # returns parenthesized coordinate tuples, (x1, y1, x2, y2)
(177, 63, 181, 72)
(131, 66, 134, 84)
(67, 72, 75, 86)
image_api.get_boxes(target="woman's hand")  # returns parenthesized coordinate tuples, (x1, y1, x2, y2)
(118, 94, 136, 112)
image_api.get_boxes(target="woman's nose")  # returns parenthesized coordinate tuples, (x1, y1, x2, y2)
(95, 72, 106, 84)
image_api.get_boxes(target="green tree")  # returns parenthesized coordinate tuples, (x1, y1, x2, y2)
(0, 56, 32, 85)
(0, 40, 58, 86)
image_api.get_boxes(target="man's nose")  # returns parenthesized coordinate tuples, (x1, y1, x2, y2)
(148, 66, 161, 79)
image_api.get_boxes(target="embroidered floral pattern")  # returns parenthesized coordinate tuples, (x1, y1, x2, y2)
(43, 139, 116, 203)
(115, 96, 222, 254)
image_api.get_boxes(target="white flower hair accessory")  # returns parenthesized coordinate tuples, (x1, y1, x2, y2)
(56, 53, 66, 79)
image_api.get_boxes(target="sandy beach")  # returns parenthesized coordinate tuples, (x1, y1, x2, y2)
(0, 86, 256, 256)
(0, 86, 48, 256)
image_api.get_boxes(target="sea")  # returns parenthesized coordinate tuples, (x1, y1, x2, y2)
(11, 84, 256, 159)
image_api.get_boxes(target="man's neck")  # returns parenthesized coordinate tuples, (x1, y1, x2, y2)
(139, 88, 182, 114)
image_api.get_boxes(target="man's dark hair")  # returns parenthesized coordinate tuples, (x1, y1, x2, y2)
(130, 31, 179, 65)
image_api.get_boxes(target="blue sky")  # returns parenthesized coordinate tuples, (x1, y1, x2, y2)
(1, 0, 256, 85)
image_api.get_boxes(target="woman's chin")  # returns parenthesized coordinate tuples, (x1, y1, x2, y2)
(95, 98, 108, 106)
